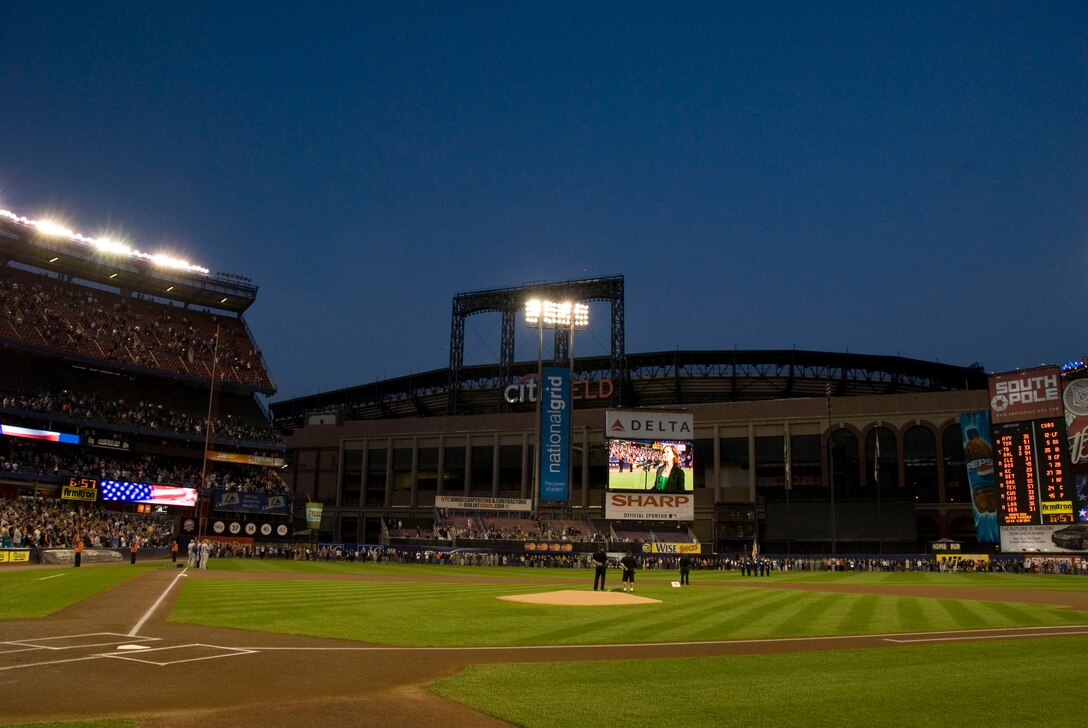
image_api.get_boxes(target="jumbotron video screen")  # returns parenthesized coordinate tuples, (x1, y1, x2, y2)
(607, 438, 693, 492)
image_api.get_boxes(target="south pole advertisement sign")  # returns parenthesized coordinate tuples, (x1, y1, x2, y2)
(989, 366, 1064, 424)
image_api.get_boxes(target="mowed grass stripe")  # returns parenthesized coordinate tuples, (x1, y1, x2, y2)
(983, 599, 1062, 626)
(935, 596, 993, 630)
(170, 574, 1088, 647)
(430, 637, 1088, 728)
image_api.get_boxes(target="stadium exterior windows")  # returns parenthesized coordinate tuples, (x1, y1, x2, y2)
(830, 428, 860, 500)
(281, 389, 995, 552)
(941, 425, 969, 503)
(904, 425, 939, 502)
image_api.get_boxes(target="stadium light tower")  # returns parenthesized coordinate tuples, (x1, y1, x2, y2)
(525, 299, 589, 512)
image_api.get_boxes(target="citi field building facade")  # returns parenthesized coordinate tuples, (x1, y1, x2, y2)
(272, 277, 1001, 555)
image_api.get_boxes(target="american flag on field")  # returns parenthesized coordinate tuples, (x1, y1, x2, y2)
(100, 480, 198, 507)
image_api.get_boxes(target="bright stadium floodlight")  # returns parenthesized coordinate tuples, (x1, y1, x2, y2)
(0, 207, 212, 275)
(34, 220, 74, 238)
(525, 298, 543, 325)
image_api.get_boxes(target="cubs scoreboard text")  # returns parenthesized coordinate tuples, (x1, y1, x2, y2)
(993, 418, 1075, 526)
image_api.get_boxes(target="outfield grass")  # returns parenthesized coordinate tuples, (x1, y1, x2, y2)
(205, 558, 1088, 590)
(430, 636, 1087, 728)
(167, 564, 1088, 647)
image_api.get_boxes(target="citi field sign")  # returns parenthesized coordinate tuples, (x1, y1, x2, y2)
(504, 374, 613, 404)
(606, 410, 693, 439)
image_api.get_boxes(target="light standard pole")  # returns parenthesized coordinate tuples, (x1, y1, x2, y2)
(524, 300, 589, 515)
(526, 300, 545, 515)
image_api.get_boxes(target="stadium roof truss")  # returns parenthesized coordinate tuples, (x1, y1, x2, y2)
(270, 347, 986, 429)
(447, 276, 625, 415)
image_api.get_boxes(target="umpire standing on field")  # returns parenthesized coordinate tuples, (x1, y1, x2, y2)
(591, 547, 608, 591)
(679, 553, 691, 585)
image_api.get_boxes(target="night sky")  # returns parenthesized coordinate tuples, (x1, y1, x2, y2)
(2, 2, 1085, 402)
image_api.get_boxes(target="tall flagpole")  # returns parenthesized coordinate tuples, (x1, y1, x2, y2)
(784, 421, 791, 555)
(826, 377, 837, 555)
(199, 324, 221, 540)
(875, 426, 883, 555)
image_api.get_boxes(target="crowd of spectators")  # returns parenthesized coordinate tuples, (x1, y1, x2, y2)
(0, 439, 289, 494)
(1, 497, 174, 549)
(0, 269, 271, 389)
(608, 439, 694, 472)
(0, 388, 280, 446)
(427, 514, 601, 542)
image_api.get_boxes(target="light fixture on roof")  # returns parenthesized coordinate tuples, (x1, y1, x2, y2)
(0, 208, 211, 275)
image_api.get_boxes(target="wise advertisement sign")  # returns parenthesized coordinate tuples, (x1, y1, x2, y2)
(539, 367, 570, 502)
(641, 542, 701, 555)
(989, 366, 1063, 424)
(605, 492, 694, 521)
(0, 549, 31, 564)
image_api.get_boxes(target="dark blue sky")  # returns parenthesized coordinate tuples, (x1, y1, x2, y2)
(2, 2, 1086, 401)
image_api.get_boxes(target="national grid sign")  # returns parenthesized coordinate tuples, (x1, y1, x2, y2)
(539, 367, 570, 502)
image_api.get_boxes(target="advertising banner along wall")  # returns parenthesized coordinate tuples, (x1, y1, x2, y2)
(212, 491, 290, 515)
(434, 496, 533, 512)
(539, 367, 570, 502)
(604, 492, 695, 521)
(959, 411, 999, 544)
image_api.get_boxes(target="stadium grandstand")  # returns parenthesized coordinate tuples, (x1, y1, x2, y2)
(269, 276, 1073, 559)
(0, 208, 290, 560)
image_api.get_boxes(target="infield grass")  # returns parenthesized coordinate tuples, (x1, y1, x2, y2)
(167, 563, 1088, 647)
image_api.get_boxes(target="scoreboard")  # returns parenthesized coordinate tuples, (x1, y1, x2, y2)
(993, 418, 1075, 526)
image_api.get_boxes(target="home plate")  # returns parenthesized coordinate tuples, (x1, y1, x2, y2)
(498, 590, 661, 605)
(117, 644, 152, 651)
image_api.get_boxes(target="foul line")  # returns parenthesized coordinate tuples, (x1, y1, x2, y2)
(129, 568, 188, 636)
(885, 629, 1088, 644)
(238, 624, 1088, 652)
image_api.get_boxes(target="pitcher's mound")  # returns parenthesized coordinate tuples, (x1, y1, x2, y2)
(498, 590, 661, 605)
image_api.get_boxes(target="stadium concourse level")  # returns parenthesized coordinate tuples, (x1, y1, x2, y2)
(1, 497, 174, 548)
(0, 438, 289, 494)
(0, 266, 272, 390)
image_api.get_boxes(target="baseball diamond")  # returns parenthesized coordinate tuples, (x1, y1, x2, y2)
(2, 560, 1087, 727)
